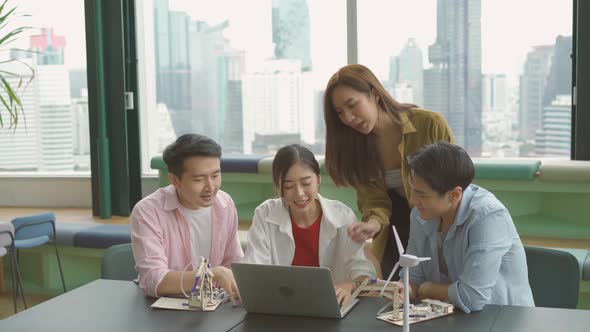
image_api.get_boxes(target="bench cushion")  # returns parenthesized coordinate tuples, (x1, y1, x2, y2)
(74, 224, 131, 249)
(221, 156, 264, 173)
(538, 161, 590, 182)
(55, 223, 96, 246)
(473, 159, 541, 180)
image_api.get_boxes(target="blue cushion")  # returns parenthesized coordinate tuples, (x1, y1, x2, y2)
(55, 223, 96, 246)
(74, 225, 131, 249)
(15, 235, 50, 249)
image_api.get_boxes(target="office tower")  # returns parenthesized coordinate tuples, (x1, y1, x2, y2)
(242, 59, 302, 154)
(0, 59, 39, 171)
(481, 74, 513, 156)
(72, 91, 90, 171)
(156, 103, 176, 152)
(153, 1, 192, 135)
(424, 0, 482, 155)
(272, 0, 312, 71)
(2, 29, 75, 172)
(388, 82, 415, 104)
(30, 28, 66, 65)
(222, 50, 246, 154)
(153, 0, 172, 105)
(519, 45, 553, 141)
(535, 95, 571, 157)
(69, 69, 88, 99)
(190, 20, 244, 145)
(389, 38, 424, 105)
(313, 89, 325, 152)
(36, 66, 74, 172)
(543, 35, 572, 107)
(31, 29, 74, 172)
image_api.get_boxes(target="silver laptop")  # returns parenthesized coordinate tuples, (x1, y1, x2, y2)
(232, 263, 359, 319)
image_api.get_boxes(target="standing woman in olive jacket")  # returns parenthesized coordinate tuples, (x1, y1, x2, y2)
(323, 64, 454, 278)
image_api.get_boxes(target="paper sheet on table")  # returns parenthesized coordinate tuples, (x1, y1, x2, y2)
(151, 297, 194, 311)
(151, 297, 222, 311)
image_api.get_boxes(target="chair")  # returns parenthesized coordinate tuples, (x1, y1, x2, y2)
(11, 212, 67, 308)
(524, 245, 580, 309)
(0, 222, 26, 313)
(101, 243, 136, 281)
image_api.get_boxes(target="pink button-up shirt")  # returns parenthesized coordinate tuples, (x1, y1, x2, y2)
(130, 185, 244, 297)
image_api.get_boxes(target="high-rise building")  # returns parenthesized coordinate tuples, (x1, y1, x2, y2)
(2, 29, 76, 172)
(72, 91, 90, 171)
(30, 28, 66, 65)
(153, 0, 172, 104)
(69, 69, 87, 99)
(314, 89, 325, 151)
(543, 36, 572, 107)
(424, 0, 482, 155)
(388, 82, 415, 104)
(221, 50, 246, 154)
(152, 2, 246, 147)
(31, 29, 74, 172)
(242, 59, 302, 154)
(36, 65, 74, 172)
(189, 20, 244, 145)
(272, 0, 312, 71)
(0, 59, 39, 171)
(481, 74, 513, 155)
(389, 38, 424, 106)
(535, 95, 571, 157)
(153, 1, 192, 136)
(519, 45, 553, 141)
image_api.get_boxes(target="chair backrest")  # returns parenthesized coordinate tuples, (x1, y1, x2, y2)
(524, 245, 580, 309)
(101, 243, 137, 281)
(0, 222, 15, 257)
(11, 212, 56, 241)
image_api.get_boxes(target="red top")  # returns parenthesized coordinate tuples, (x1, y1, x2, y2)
(290, 212, 322, 267)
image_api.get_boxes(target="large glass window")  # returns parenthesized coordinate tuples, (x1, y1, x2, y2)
(137, 0, 347, 173)
(358, 0, 572, 158)
(0, 1, 89, 173)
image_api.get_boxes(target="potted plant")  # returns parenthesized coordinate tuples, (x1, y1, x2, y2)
(0, 0, 33, 129)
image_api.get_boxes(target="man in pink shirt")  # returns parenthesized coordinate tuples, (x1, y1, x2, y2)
(131, 134, 244, 303)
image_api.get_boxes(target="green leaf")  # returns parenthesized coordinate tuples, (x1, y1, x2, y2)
(0, 0, 32, 129)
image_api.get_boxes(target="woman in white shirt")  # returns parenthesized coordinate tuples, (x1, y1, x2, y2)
(244, 144, 376, 306)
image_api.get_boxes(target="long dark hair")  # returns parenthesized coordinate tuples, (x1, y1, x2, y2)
(272, 144, 321, 197)
(323, 64, 415, 187)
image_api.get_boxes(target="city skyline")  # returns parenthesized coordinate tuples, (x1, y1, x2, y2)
(4, 0, 571, 83)
(0, 0, 576, 175)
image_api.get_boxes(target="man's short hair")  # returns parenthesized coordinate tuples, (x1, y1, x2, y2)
(407, 141, 474, 196)
(163, 134, 222, 179)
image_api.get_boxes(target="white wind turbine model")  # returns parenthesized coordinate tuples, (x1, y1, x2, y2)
(380, 225, 431, 332)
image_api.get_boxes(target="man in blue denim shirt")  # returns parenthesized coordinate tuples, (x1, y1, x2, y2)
(402, 141, 534, 312)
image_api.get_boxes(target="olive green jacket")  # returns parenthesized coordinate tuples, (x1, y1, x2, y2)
(356, 108, 455, 261)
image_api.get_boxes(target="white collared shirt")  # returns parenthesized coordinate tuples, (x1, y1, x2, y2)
(243, 194, 376, 283)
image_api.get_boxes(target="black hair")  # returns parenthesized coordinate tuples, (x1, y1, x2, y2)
(163, 134, 222, 179)
(407, 141, 474, 196)
(272, 144, 321, 197)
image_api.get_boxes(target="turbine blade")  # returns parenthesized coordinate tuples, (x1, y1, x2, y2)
(392, 225, 405, 255)
(417, 257, 431, 262)
(379, 262, 400, 297)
